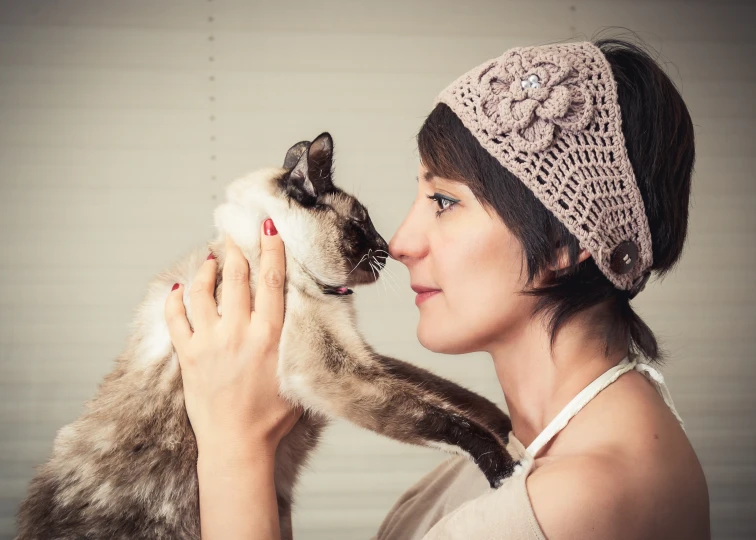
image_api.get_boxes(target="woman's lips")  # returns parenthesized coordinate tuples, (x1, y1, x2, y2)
(415, 290, 441, 305)
(411, 286, 442, 306)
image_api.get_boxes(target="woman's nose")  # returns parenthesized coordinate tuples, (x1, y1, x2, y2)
(388, 206, 428, 265)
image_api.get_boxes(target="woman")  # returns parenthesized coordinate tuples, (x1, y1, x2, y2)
(164, 38, 710, 539)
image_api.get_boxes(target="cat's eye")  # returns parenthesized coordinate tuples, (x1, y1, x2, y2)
(351, 205, 367, 222)
(427, 193, 459, 217)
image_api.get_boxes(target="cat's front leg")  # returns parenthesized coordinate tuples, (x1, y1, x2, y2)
(278, 338, 517, 488)
(374, 360, 520, 488)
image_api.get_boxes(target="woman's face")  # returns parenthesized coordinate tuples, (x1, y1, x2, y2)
(388, 164, 537, 354)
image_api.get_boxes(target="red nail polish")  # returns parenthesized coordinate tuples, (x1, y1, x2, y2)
(264, 218, 278, 236)
(207, 253, 216, 260)
(171, 283, 179, 291)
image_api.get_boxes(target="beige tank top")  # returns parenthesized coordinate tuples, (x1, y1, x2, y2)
(372, 356, 686, 540)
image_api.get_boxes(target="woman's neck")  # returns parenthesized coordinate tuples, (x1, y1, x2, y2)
(488, 312, 627, 451)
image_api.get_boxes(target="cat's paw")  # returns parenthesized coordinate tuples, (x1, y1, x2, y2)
(488, 460, 521, 488)
(479, 450, 520, 489)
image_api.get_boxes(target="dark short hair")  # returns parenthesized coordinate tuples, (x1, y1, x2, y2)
(417, 37, 695, 365)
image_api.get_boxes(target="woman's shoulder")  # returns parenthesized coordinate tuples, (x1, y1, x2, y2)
(526, 452, 630, 539)
(526, 447, 709, 540)
(525, 371, 710, 540)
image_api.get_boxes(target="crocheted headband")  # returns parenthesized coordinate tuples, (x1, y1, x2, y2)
(435, 41, 653, 297)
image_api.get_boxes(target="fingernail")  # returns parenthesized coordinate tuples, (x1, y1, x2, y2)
(207, 253, 216, 260)
(264, 218, 277, 236)
(171, 283, 179, 291)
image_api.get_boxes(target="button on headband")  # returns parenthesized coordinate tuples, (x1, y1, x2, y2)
(610, 240, 639, 275)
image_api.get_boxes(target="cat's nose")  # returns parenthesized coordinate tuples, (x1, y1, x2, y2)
(376, 235, 389, 253)
(374, 235, 389, 268)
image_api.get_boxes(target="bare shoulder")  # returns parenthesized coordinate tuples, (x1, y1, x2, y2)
(526, 451, 709, 540)
(525, 374, 711, 540)
(526, 454, 630, 540)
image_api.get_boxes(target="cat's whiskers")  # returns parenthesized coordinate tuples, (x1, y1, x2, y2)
(371, 261, 387, 294)
(370, 260, 390, 295)
(370, 258, 400, 298)
(371, 250, 391, 273)
(368, 259, 378, 284)
(373, 258, 401, 296)
(373, 249, 391, 266)
(373, 250, 397, 281)
(375, 261, 399, 297)
(366, 249, 378, 282)
(347, 253, 369, 277)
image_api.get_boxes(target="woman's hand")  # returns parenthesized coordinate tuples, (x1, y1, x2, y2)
(164, 219, 300, 539)
(164, 219, 302, 461)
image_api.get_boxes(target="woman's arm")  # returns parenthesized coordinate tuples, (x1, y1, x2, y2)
(164, 219, 300, 539)
(196, 445, 280, 540)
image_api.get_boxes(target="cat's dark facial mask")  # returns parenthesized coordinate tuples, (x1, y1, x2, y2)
(279, 133, 388, 289)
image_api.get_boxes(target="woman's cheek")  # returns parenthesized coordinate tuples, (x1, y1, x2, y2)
(414, 288, 483, 354)
(453, 274, 528, 348)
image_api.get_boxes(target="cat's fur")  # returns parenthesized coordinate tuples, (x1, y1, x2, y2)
(17, 133, 518, 540)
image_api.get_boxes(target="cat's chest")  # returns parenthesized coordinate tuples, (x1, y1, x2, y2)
(276, 305, 362, 408)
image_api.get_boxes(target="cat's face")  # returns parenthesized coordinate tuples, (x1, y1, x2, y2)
(276, 133, 388, 290)
(216, 133, 387, 294)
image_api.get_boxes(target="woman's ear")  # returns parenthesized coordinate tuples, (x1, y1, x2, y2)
(548, 246, 592, 272)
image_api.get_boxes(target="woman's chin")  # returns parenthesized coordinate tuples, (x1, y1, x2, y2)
(416, 324, 470, 355)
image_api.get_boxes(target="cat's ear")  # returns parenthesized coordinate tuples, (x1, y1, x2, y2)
(288, 132, 334, 205)
(283, 140, 310, 170)
(306, 133, 334, 194)
(289, 148, 317, 204)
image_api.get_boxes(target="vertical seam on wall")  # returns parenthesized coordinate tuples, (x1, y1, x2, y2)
(207, 0, 217, 202)
(568, 4, 577, 36)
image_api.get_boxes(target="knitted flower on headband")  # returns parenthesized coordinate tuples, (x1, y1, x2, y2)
(478, 50, 594, 152)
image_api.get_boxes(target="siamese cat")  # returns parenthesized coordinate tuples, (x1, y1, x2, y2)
(17, 133, 517, 540)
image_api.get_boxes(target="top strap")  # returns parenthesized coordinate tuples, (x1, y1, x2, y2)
(524, 356, 685, 460)
(633, 362, 686, 431)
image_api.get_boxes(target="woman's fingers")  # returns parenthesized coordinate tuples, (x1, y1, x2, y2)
(253, 219, 286, 331)
(188, 254, 221, 331)
(221, 235, 252, 326)
(165, 284, 193, 355)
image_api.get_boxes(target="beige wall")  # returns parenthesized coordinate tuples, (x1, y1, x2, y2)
(1, 1, 754, 538)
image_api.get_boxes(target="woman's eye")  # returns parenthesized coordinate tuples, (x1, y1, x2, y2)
(427, 193, 459, 216)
